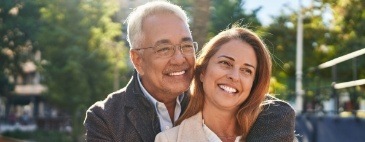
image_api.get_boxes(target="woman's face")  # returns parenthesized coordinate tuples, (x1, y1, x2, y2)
(201, 39, 257, 111)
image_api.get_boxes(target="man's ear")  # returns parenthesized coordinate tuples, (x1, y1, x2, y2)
(200, 71, 205, 82)
(130, 50, 145, 75)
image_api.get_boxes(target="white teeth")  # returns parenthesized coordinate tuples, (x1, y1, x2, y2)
(169, 71, 185, 76)
(219, 85, 237, 93)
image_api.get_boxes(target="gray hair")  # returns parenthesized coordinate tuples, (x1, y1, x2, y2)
(126, 0, 190, 49)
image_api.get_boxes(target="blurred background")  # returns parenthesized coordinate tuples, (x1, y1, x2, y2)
(0, 0, 364, 141)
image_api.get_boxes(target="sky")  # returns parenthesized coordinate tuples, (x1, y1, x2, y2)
(244, 0, 311, 26)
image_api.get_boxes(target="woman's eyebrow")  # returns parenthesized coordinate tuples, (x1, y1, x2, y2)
(218, 55, 256, 69)
(217, 55, 235, 61)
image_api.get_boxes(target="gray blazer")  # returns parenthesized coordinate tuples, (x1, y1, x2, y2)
(247, 96, 296, 142)
(84, 71, 190, 141)
(84, 71, 295, 142)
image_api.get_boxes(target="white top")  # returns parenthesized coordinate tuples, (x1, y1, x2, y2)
(202, 120, 242, 142)
(137, 75, 184, 131)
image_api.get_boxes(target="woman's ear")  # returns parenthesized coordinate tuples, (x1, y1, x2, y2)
(130, 50, 144, 75)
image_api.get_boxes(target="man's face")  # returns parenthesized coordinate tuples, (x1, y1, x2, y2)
(131, 13, 195, 102)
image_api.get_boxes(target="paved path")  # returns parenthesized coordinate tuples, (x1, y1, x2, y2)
(0, 136, 24, 142)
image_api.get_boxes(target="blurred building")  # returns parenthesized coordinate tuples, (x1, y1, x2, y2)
(3, 50, 46, 121)
(0, 51, 68, 133)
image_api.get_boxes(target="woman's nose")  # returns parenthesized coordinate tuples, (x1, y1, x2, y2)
(226, 69, 240, 82)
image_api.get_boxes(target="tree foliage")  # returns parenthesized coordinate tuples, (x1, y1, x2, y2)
(209, 0, 261, 36)
(0, 0, 41, 96)
(38, 0, 127, 114)
(264, 0, 365, 104)
(321, 0, 365, 81)
(263, 5, 337, 100)
(172, 0, 261, 49)
(36, 1, 128, 138)
(1, 0, 129, 139)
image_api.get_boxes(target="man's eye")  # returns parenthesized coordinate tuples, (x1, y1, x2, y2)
(182, 44, 193, 48)
(181, 44, 193, 51)
(156, 46, 172, 53)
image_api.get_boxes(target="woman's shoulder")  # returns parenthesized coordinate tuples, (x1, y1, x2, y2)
(155, 112, 206, 142)
(155, 125, 181, 142)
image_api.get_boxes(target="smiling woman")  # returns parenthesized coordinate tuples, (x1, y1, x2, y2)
(155, 26, 296, 142)
(201, 39, 257, 111)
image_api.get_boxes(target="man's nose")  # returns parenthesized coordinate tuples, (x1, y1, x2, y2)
(170, 46, 186, 64)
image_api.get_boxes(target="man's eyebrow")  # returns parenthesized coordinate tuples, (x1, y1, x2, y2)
(155, 39, 171, 45)
(182, 37, 193, 42)
(154, 37, 192, 45)
(218, 55, 256, 69)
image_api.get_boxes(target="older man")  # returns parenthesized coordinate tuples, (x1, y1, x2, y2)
(84, 1, 195, 141)
(84, 1, 295, 142)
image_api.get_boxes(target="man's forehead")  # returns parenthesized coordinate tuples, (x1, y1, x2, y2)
(141, 13, 192, 45)
(155, 37, 193, 44)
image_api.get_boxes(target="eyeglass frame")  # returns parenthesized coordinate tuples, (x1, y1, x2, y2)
(133, 41, 198, 58)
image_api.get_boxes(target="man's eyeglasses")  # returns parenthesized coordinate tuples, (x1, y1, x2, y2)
(134, 42, 198, 58)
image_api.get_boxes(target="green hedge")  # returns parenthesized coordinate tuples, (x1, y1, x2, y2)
(2, 130, 72, 142)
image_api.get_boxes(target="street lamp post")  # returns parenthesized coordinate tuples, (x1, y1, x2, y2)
(295, 0, 304, 114)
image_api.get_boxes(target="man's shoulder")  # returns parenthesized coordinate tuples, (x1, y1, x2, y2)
(248, 95, 296, 141)
(260, 95, 295, 116)
(86, 87, 128, 114)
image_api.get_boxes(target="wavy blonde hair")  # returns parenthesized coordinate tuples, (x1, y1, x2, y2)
(176, 27, 272, 140)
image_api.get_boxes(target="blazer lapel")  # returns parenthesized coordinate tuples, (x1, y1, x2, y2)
(180, 92, 190, 117)
(127, 107, 159, 142)
(178, 112, 207, 141)
(125, 71, 160, 142)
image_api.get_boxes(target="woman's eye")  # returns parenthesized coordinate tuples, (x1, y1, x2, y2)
(219, 61, 231, 66)
(242, 68, 253, 75)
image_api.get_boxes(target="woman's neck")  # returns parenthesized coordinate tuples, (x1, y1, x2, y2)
(202, 106, 240, 142)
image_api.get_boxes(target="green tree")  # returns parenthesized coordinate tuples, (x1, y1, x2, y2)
(262, 0, 365, 110)
(319, 0, 365, 107)
(262, 3, 338, 101)
(36, 0, 128, 139)
(171, 0, 211, 49)
(0, 0, 41, 97)
(172, 0, 261, 50)
(209, 0, 261, 37)
(321, 0, 365, 81)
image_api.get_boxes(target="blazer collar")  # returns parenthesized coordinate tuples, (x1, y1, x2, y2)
(178, 112, 207, 141)
(125, 70, 161, 142)
(124, 70, 191, 142)
(124, 70, 151, 108)
(125, 70, 190, 113)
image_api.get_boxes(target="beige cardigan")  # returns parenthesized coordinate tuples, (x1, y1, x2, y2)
(155, 96, 297, 142)
(155, 112, 207, 142)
